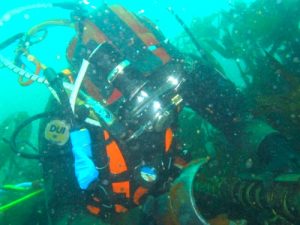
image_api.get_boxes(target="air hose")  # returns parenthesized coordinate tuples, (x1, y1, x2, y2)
(0, 2, 79, 26)
(2, 69, 75, 160)
(3, 66, 78, 160)
(5, 112, 53, 160)
(44, 67, 75, 125)
(0, 189, 44, 213)
(168, 7, 209, 61)
(0, 33, 24, 50)
(0, 3, 54, 26)
(43, 66, 99, 191)
(0, 55, 49, 84)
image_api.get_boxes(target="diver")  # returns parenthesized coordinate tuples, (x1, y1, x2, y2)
(1, 2, 299, 225)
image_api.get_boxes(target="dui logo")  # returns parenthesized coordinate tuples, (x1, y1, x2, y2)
(44, 120, 70, 145)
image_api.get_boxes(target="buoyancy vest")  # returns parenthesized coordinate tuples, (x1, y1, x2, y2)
(67, 4, 174, 103)
(86, 127, 175, 215)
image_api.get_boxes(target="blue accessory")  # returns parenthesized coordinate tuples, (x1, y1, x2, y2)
(140, 166, 158, 183)
(70, 129, 99, 190)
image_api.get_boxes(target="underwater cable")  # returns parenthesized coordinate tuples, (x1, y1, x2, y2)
(0, 2, 79, 26)
(0, 55, 48, 84)
(0, 3, 111, 124)
(5, 112, 53, 160)
(168, 7, 210, 63)
(0, 189, 44, 212)
(2, 182, 34, 191)
(0, 3, 52, 26)
(0, 55, 64, 101)
(0, 32, 24, 50)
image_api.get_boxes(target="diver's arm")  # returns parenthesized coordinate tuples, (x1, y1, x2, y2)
(180, 62, 247, 142)
(180, 61, 300, 174)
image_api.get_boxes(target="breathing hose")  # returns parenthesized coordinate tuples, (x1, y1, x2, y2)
(4, 112, 53, 160)
(0, 33, 24, 50)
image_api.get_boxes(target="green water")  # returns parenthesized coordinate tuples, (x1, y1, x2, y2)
(1, 1, 299, 225)
(0, 0, 255, 119)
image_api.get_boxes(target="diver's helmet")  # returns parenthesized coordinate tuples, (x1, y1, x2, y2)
(82, 42, 184, 141)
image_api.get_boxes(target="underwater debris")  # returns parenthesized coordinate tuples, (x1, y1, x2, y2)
(0, 1, 299, 225)
(194, 170, 300, 225)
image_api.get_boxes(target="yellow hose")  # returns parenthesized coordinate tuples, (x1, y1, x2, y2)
(26, 19, 74, 36)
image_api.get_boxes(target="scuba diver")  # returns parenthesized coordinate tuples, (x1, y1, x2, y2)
(0, 2, 299, 225)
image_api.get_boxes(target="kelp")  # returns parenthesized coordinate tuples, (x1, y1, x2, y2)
(173, 0, 300, 148)
(0, 112, 41, 184)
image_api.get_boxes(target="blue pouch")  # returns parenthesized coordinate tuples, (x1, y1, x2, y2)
(70, 129, 99, 190)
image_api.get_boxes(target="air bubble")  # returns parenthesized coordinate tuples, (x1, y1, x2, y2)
(24, 14, 30, 20)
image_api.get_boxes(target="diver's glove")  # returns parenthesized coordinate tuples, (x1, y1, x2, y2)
(257, 133, 300, 180)
(70, 128, 99, 190)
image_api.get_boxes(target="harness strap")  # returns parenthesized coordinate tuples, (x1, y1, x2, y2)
(110, 5, 171, 65)
(105, 132, 128, 175)
(79, 19, 108, 45)
(87, 127, 175, 215)
(133, 186, 149, 205)
(165, 128, 173, 153)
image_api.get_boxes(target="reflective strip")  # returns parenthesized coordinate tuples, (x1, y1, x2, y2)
(115, 204, 128, 213)
(106, 140, 128, 174)
(165, 128, 173, 152)
(87, 205, 101, 215)
(112, 181, 130, 198)
(133, 186, 148, 205)
(110, 5, 171, 64)
(107, 60, 131, 84)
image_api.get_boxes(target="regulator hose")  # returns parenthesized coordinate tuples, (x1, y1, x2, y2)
(52, 2, 81, 10)
(4, 112, 68, 160)
(0, 32, 24, 50)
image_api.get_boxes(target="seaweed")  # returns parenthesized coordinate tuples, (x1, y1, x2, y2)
(173, 0, 300, 150)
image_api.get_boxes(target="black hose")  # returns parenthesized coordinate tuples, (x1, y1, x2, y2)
(44, 68, 76, 127)
(52, 2, 80, 10)
(168, 8, 210, 62)
(0, 33, 24, 50)
(7, 112, 52, 159)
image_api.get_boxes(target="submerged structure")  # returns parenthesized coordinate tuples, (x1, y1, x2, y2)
(0, 1, 299, 225)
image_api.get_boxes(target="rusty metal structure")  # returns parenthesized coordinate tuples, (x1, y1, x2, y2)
(152, 159, 299, 225)
(153, 159, 210, 225)
(195, 173, 299, 224)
